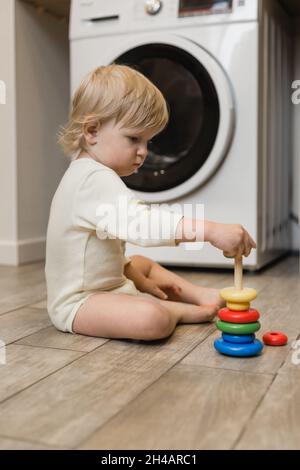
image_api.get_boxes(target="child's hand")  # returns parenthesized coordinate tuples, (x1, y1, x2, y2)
(141, 279, 182, 300)
(124, 261, 181, 300)
(206, 221, 256, 257)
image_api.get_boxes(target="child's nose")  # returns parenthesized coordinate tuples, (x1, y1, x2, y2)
(137, 144, 147, 158)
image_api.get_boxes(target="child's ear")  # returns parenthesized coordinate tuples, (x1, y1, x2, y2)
(83, 120, 101, 145)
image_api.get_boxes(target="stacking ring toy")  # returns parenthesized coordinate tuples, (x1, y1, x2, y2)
(216, 320, 261, 335)
(218, 307, 260, 324)
(262, 331, 288, 346)
(226, 301, 250, 311)
(214, 338, 263, 357)
(222, 333, 255, 344)
(220, 287, 257, 311)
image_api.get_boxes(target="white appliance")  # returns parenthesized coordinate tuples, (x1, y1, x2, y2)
(70, 0, 292, 270)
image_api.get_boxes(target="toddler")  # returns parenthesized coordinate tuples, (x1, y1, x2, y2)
(45, 64, 256, 341)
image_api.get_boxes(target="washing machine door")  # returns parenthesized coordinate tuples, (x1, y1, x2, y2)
(112, 34, 234, 202)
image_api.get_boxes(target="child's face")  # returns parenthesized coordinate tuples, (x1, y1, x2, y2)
(83, 118, 156, 177)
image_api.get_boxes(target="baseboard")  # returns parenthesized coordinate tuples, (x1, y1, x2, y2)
(0, 237, 46, 266)
(0, 240, 19, 265)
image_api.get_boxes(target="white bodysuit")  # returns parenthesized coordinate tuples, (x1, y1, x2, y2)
(45, 158, 183, 333)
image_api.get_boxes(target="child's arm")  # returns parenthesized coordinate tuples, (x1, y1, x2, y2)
(125, 218, 255, 300)
(175, 218, 256, 258)
(75, 170, 255, 256)
(124, 260, 181, 300)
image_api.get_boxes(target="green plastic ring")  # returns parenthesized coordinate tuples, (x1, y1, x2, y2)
(216, 320, 261, 335)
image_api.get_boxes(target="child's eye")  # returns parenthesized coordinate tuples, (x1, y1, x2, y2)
(127, 136, 139, 142)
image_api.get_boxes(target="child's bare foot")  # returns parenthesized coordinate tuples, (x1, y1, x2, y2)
(158, 299, 218, 324)
(178, 303, 219, 323)
(193, 286, 225, 310)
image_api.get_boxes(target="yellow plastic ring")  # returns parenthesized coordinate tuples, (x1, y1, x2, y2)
(220, 287, 257, 303)
(226, 301, 250, 311)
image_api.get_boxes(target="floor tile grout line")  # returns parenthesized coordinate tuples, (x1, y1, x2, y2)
(0, 351, 88, 407)
(9, 325, 56, 342)
(0, 338, 113, 407)
(179, 362, 276, 377)
(13, 339, 110, 354)
(7, 320, 111, 351)
(3, 325, 55, 348)
(0, 298, 47, 318)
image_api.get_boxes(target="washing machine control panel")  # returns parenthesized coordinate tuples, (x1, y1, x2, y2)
(70, 0, 260, 40)
(179, 0, 233, 17)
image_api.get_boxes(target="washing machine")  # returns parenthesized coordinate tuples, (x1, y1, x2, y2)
(70, 0, 292, 270)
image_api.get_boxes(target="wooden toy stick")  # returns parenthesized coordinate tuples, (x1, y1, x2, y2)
(234, 256, 243, 291)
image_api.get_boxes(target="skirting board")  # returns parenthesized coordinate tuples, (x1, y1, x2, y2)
(0, 237, 46, 266)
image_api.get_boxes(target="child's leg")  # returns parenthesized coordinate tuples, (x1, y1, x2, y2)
(129, 255, 225, 308)
(72, 292, 178, 341)
(72, 291, 216, 341)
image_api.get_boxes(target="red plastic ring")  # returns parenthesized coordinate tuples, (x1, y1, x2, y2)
(262, 331, 288, 346)
(218, 307, 260, 324)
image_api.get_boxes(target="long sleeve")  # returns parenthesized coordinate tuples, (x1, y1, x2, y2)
(73, 169, 183, 247)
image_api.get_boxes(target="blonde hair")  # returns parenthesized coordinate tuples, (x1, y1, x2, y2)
(58, 64, 169, 156)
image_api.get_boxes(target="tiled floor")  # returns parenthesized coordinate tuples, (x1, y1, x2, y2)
(0, 255, 299, 449)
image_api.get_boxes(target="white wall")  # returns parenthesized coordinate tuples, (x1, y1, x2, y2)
(0, 1, 18, 264)
(0, 0, 69, 265)
(15, 0, 70, 263)
(292, 19, 300, 251)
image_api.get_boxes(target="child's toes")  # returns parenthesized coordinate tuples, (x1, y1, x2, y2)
(197, 304, 219, 322)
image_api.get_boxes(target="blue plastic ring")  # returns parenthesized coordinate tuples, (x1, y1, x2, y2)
(214, 338, 263, 357)
(222, 333, 255, 344)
